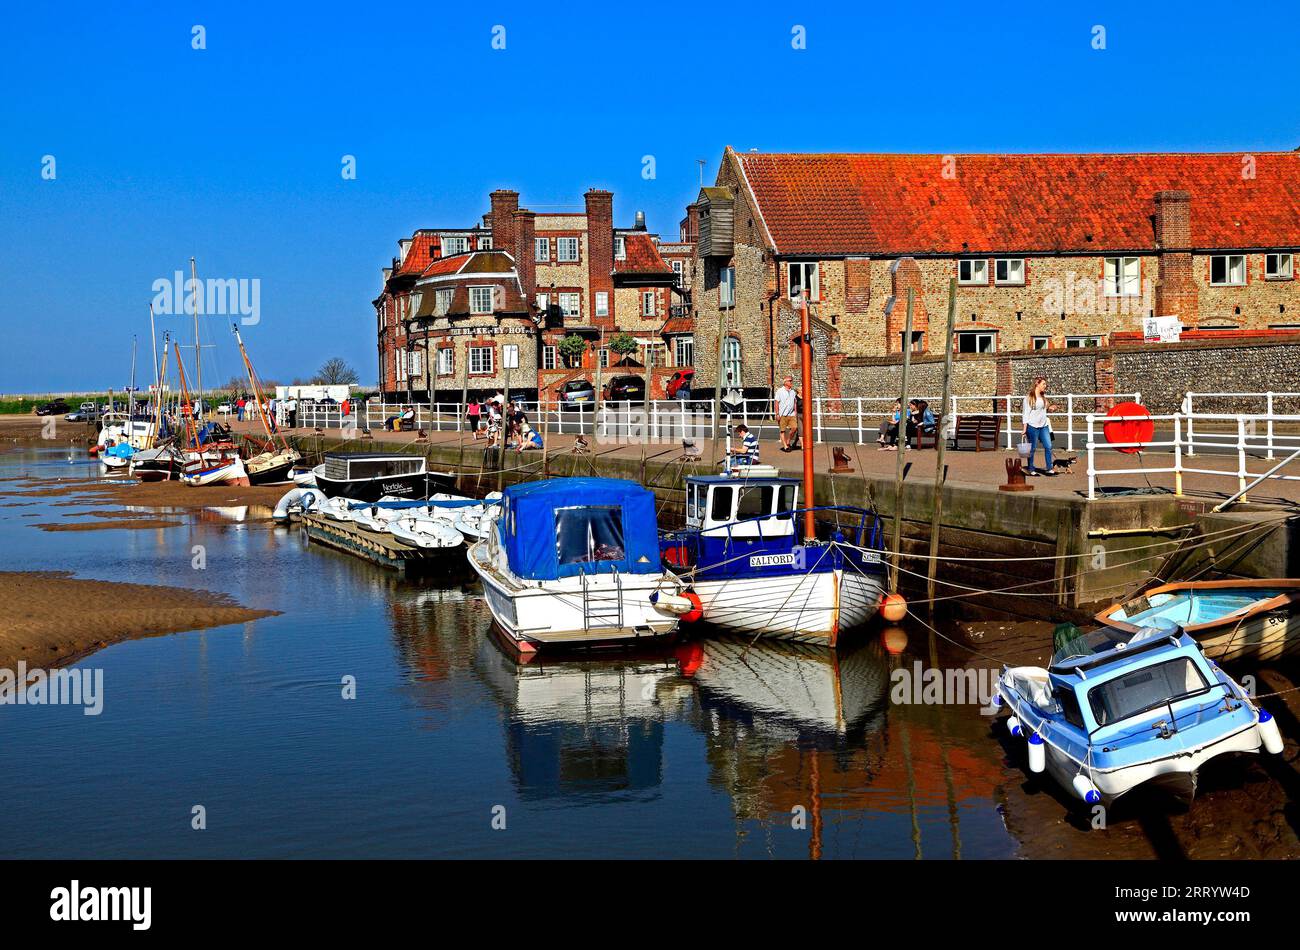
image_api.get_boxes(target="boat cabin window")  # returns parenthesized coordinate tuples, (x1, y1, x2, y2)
(710, 486, 734, 522)
(736, 486, 773, 520)
(776, 484, 796, 519)
(1056, 688, 1085, 729)
(555, 506, 625, 565)
(1087, 657, 1207, 727)
(686, 484, 702, 525)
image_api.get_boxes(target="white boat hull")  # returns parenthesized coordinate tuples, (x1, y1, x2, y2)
(181, 455, 249, 487)
(688, 569, 884, 645)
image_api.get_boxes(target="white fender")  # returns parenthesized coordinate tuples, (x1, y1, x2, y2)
(1071, 773, 1101, 804)
(1027, 733, 1046, 774)
(273, 488, 306, 522)
(1259, 709, 1284, 755)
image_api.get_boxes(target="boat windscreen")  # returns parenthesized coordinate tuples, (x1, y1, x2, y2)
(1087, 656, 1208, 727)
(1051, 627, 1136, 665)
(556, 506, 625, 566)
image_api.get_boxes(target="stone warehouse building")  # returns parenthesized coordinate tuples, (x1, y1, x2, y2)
(689, 147, 1300, 399)
(374, 188, 694, 403)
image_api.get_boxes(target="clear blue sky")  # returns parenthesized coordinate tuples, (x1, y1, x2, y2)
(2, 1, 1297, 392)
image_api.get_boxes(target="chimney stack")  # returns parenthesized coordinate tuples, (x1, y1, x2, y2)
(681, 203, 700, 243)
(513, 209, 537, 307)
(1153, 190, 1198, 326)
(490, 189, 519, 257)
(585, 189, 615, 327)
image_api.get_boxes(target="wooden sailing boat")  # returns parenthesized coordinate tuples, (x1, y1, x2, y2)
(233, 323, 299, 485)
(175, 339, 249, 487)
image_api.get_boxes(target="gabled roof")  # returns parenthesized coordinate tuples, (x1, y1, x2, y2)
(614, 233, 673, 276)
(731, 149, 1300, 256)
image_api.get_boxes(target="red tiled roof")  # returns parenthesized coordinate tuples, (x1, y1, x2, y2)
(397, 233, 438, 274)
(614, 233, 673, 274)
(419, 254, 470, 278)
(732, 150, 1300, 256)
(661, 317, 692, 335)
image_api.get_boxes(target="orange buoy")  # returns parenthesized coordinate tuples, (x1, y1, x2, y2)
(881, 625, 908, 655)
(674, 642, 704, 677)
(679, 590, 703, 624)
(880, 593, 908, 623)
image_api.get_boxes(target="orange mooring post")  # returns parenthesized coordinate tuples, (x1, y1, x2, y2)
(799, 294, 816, 540)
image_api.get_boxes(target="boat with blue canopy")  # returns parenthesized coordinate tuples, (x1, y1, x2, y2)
(1097, 579, 1300, 663)
(996, 625, 1283, 807)
(660, 465, 886, 646)
(466, 477, 692, 653)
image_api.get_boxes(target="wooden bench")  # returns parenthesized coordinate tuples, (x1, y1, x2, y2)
(911, 416, 942, 449)
(951, 414, 1001, 452)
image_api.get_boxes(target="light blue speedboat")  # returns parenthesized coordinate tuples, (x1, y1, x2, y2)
(996, 626, 1284, 807)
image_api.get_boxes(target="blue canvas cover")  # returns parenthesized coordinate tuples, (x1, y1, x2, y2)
(500, 477, 661, 580)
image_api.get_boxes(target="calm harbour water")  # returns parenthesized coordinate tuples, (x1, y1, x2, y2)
(0, 445, 1024, 859)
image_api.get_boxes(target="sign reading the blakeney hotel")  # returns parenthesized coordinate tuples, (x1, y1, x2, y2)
(445, 326, 534, 337)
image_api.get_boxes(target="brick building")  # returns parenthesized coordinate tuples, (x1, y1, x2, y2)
(375, 189, 694, 403)
(690, 147, 1300, 399)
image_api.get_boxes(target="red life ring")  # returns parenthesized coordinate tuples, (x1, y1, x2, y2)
(679, 590, 703, 623)
(1103, 401, 1153, 455)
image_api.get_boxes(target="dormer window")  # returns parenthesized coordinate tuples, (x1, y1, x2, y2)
(614, 236, 626, 260)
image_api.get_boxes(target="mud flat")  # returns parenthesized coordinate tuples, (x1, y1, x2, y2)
(0, 571, 279, 670)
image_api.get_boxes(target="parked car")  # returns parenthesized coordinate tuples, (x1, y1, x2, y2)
(666, 368, 694, 400)
(556, 379, 596, 409)
(34, 398, 70, 416)
(604, 375, 646, 402)
(64, 401, 101, 422)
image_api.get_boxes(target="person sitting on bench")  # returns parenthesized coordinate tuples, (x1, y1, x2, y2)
(905, 399, 937, 448)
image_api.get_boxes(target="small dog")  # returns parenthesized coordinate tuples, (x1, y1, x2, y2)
(1051, 456, 1077, 474)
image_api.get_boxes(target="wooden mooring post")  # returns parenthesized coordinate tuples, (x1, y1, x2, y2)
(927, 279, 958, 611)
(889, 289, 914, 593)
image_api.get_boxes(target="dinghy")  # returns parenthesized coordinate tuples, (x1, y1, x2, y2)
(181, 453, 249, 487)
(467, 477, 690, 653)
(996, 626, 1283, 807)
(387, 514, 464, 549)
(1097, 579, 1300, 663)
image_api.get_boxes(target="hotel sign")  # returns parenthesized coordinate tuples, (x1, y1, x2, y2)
(445, 326, 534, 337)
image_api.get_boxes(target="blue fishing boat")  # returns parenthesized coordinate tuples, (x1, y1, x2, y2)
(661, 466, 886, 646)
(1097, 579, 1300, 663)
(996, 626, 1284, 807)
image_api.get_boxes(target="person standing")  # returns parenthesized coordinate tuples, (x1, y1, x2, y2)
(774, 375, 799, 452)
(236, 395, 246, 422)
(1021, 376, 1058, 476)
(285, 396, 298, 429)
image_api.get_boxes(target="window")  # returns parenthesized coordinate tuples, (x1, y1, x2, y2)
(674, 336, 694, 367)
(559, 292, 581, 318)
(442, 236, 469, 256)
(719, 266, 736, 308)
(1104, 257, 1141, 296)
(777, 484, 796, 518)
(1087, 657, 1207, 727)
(477, 235, 492, 250)
(721, 337, 742, 387)
(1210, 255, 1246, 286)
(672, 260, 684, 285)
(557, 237, 579, 262)
(1265, 253, 1293, 280)
(645, 342, 667, 367)
(1066, 335, 1105, 348)
(436, 348, 454, 376)
(469, 346, 494, 375)
(407, 351, 423, 377)
(709, 486, 734, 522)
(595, 291, 609, 317)
(899, 330, 924, 352)
(1057, 688, 1085, 730)
(736, 486, 774, 520)
(956, 331, 996, 353)
(958, 259, 988, 285)
(542, 345, 557, 370)
(555, 506, 625, 566)
(641, 291, 656, 317)
(599, 348, 609, 369)
(469, 286, 495, 314)
(614, 235, 626, 260)
(433, 288, 453, 316)
(534, 237, 550, 262)
(995, 258, 1025, 285)
(787, 261, 819, 299)
(1032, 336, 1051, 350)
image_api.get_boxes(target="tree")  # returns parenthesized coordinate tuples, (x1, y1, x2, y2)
(608, 332, 639, 365)
(557, 334, 588, 368)
(314, 358, 360, 386)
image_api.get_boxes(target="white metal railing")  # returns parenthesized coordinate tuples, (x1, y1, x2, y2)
(1181, 392, 1300, 459)
(1085, 411, 1300, 500)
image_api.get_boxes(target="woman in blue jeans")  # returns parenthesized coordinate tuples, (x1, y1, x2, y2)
(1021, 376, 1058, 475)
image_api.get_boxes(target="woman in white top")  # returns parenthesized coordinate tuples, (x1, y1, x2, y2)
(1021, 376, 1058, 475)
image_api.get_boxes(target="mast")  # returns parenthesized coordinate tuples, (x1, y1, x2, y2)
(151, 333, 170, 448)
(191, 256, 204, 418)
(173, 342, 201, 452)
(232, 323, 288, 454)
(149, 302, 160, 401)
(128, 335, 138, 423)
(797, 292, 816, 540)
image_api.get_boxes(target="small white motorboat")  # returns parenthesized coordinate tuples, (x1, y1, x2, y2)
(387, 515, 464, 549)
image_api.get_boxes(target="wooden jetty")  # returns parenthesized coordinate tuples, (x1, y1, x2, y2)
(301, 512, 456, 574)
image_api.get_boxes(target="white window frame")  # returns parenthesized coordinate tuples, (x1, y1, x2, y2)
(1104, 256, 1141, 297)
(433, 288, 453, 316)
(641, 291, 656, 317)
(556, 237, 579, 263)
(899, 330, 925, 352)
(995, 258, 1025, 285)
(671, 260, 684, 284)
(407, 350, 423, 377)
(719, 266, 736, 308)
(534, 237, 550, 262)
(468, 346, 494, 375)
(956, 331, 996, 354)
(1031, 336, 1051, 350)
(721, 337, 742, 387)
(674, 336, 694, 367)
(614, 236, 626, 260)
(1210, 255, 1246, 287)
(599, 348, 610, 369)
(595, 291, 609, 317)
(436, 347, 454, 376)
(442, 236, 469, 256)
(1065, 335, 1105, 348)
(542, 345, 557, 370)
(469, 286, 495, 314)
(786, 261, 819, 300)
(477, 235, 492, 250)
(1265, 253, 1293, 280)
(958, 259, 988, 285)
(558, 292, 581, 318)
